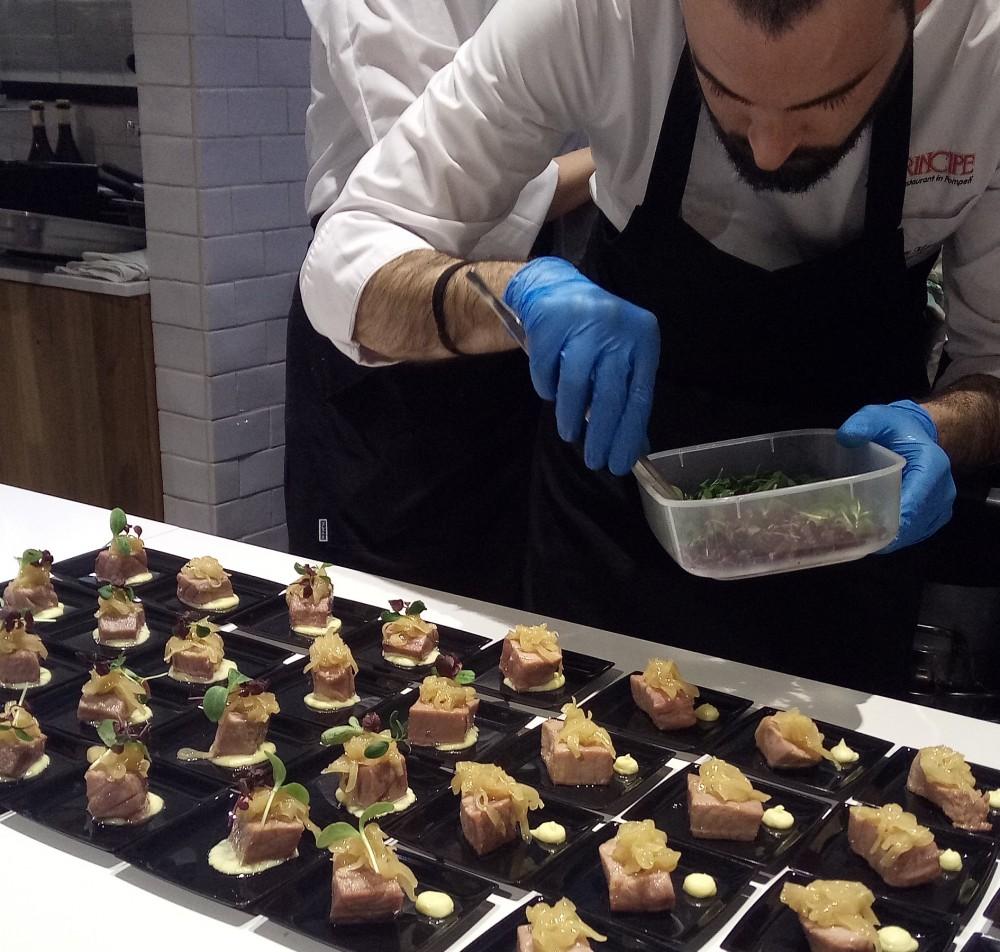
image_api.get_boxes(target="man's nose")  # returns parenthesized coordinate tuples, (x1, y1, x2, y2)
(747, 118, 800, 170)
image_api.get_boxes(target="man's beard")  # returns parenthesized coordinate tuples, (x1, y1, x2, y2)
(702, 45, 912, 194)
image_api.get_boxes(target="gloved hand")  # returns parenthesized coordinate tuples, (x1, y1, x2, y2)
(837, 400, 955, 552)
(503, 256, 660, 476)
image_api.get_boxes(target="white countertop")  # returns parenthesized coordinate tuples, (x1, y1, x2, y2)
(2, 484, 998, 951)
(0, 258, 149, 298)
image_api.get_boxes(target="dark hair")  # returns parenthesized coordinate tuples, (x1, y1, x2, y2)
(730, 0, 915, 35)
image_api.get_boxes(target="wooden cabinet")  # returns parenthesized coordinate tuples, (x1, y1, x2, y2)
(0, 279, 163, 519)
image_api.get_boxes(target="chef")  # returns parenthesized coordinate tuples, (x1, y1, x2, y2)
(300, 0, 1000, 696)
(287, 0, 595, 605)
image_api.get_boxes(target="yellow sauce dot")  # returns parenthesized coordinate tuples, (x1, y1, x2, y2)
(415, 891, 454, 919)
(877, 926, 918, 952)
(830, 738, 860, 765)
(988, 788, 1000, 810)
(938, 849, 962, 872)
(682, 873, 717, 899)
(761, 805, 795, 831)
(530, 821, 567, 846)
(613, 754, 639, 776)
(694, 704, 720, 723)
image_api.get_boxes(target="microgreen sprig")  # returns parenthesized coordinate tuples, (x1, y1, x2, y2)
(259, 750, 310, 825)
(435, 652, 475, 685)
(202, 667, 253, 722)
(315, 801, 396, 870)
(380, 599, 427, 624)
(16, 549, 52, 572)
(107, 507, 143, 556)
(320, 710, 407, 756)
(95, 718, 150, 757)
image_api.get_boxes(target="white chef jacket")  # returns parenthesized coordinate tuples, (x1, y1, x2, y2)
(301, 0, 1000, 387)
(302, 0, 560, 261)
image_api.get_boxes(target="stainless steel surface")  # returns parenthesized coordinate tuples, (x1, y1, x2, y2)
(0, 207, 144, 257)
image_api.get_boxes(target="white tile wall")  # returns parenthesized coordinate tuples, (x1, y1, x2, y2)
(211, 409, 270, 461)
(137, 86, 194, 137)
(158, 412, 212, 461)
(162, 456, 240, 504)
(239, 446, 285, 496)
(234, 273, 296, 323)
(201, 282, 238, 329)
(199, 188, 234, 237)
(215, 490, 272, 537)
(260, 134, 307, 182)
(164, 496, 217, 533)
(193, 89, 230, 137)
(156, 367, 209, 417)
(146, 232, 202, 283)
(243, 524, 290, 551)
(144, 185, 199, 236)
(208, 373, 240, 419)
(189, 0, 227, 35)
(191, 36, 258, 87)
(228, 87, 287, 136)
(224, 0, 284, 38)
(196, 136, 261, 186)
(269, 405, 286, 446)
(134, 33, 192, 86)
(231, 184, 290, 231)
(150, 279, 204, 330)
(205, 321, 268, 374)
(236, 363, 284, 411)
(266, 318, 288, 363)
(153, 323, 207, 374)
(132, 0, 190, 36)
(257, 38, 310, 87)
(140, 134, 197, 186)
(283, 0, 312, 40)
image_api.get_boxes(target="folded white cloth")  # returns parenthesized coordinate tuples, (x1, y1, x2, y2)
(55, 249, 149, 283)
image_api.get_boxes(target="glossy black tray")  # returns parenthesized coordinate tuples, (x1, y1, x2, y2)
(369, 692, 533, 768)
(128, 631, 292, 703)
(0, 731, 83, 811)
(263, 658, 394, 732)
(720, 869, 960, 952)
(259, 848, 500, 952)
(583, 674, 754, 753)
(621, 764, 835, 873)
(499, 721, 675, 816)
(534, 822, 757, 951)
(712, 707, 892, 797)
(794, 802, 999, 924)
(857, 747, 1000, 839)
(388, 785, 603, 888)
(228, 593, 384, 649)
(473, 905, 663, 952)
(138, 563, 284, 623)
(0, 578, 94, 633)
(118, 787, 320, 908)
(470, 640, 614, 712)
(9, 754, 225, 854)
(0, 650, 85, 700)
(43, 605, 177, 663)
(962, 936, 1000, 952)
(51, 547, 187, 591)
(988, 880, 1000, 922)
(349, 623, 492, 687)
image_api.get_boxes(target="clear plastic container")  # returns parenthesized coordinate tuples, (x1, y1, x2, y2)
(634, 429, 904, 581)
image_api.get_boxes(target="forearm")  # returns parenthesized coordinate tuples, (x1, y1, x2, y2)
(547, 148, 596, 222)
(922, 373, 1000, 467)
(354, 251, 523, 361)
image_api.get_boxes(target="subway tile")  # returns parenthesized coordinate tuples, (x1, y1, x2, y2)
(56, 0, 130, 36)
(201, 232, 265, 284)
(199, 187, 233, 237)
(208, 372, 240, 418)
(133, 33, 191, 85)
(205, 321, 268, 374)
(236, 362, 285, 411)
(152, 323, 207, 374)
(227, 87, 286, 136)
(270, 486, 286, 524)
(202, 282, 238, 329)
(196, 137, 260, 186)
(263, 226, 311, 276)
(215, 490, 272, 538)
(260, 134, 307, 182)
(162, 456, 240, 504)
(269, 405, 285, 446)
(283, 0, 312, 39)
(266, 317, 288, 362)
(286, 86, 310, 136)
(140, 134, 196, 186)
(191, 35, 258, 86)
(239, 446, 285, 496)
(144, 184, 199, 236)
(242, 524, 289, 552)
(211, 409, 270, 461)
(150, 279, 204, 329)
(231, 183, 289, 232)
(234, 272, 295, 322)
(131, 0, 189, 34)
(189, 0, 226, 34)
(192, 89, 230, 137)
(137, 86, 193, 137)
(288, 184, 311, 228)
(146, 231, 201, 283)
(164, 496, 217, 533)
(11, 0, 56, 33)
(257, 37, 309, 87)
(224, 0, 283, 37)
(155, 368, 208, 417)
(158, 412, 211, 460)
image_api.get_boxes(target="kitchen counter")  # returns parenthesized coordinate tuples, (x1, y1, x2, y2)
(0, 254, 149, 297)
(2, 484, 998, 952)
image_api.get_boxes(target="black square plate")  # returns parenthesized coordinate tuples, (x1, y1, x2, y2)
(713, 708, 893, 798)
(470, 641, 614, 712)
(228, 594, 384, 649)
(29, 681, 189, 743)
(51, 547, 187, 591)
(128, 631, 292, 703)
(9, 754, 225, 854)
(259, 848, 499, 952)
(1, 578, 94, 633)
(795, 802, 999, 924)
(137, 564, 285, 623)
(857, 747, 1000, 839)
(44, 605, 179, 664)
(583, 675, 754, 753)
(0, 651, 85, 700)
(0, 731, 84, 811)
(388, 786, 603, 888)
(720, 870, 961, 952)
(621, 764, 835, 873)
(500, 722, 675, 816)
(147, 710, 320, 784)
(369, 692, 533, 768)
(988, 880, 1000, 922)
(473, 906, 663, 952)
(118, 788, 320, 909)
(961, 937, 1000, 952)
(349, 623, 492, 687)
(262, 658, 393, 732)
(534, 822, 757, 951)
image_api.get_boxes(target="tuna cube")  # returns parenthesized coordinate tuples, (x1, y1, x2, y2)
(169, 647, 219, 681)
(85, 768, 149, 822)
(77, 693, 130, 724)
(516, 926, 593, 952)
(288, 592, 332, 630)
(349, 758, 409, 808)
(687, 774, 763, 842)
(599, 838, 676, 912)
(799, 919, 876, 952)
(847, 808, 941, 888)
(906, 753, 991, 832)
(210, 710, 267, 757)
(95, 548, 149, 586)
(755, 716, 822, 769)
(0, 735, 46, 779)
(460, 794, 519, 856)
(229, 812, 304, 865)
(499, 638, 561, 691)
(540, 719, 614, 786)
(408, 698, 477, 747)
(97, 608, 146, 644)
(0, 650, 41, 686)
(330, 863, 405, 924)
(312, 664, 356, 702)
(177, 572, 235, 609)
(630, 674, 697, 730)
(382, 626, 438, 663)
(1, 582, 58, 614)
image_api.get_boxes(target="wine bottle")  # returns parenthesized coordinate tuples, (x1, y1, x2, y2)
(27, 101, 54, 163)
(54, 99, 84, 163)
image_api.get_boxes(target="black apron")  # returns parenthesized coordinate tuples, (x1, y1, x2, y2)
(526, 47, 936, 697)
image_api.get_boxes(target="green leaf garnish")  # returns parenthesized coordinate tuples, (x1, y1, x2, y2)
(348, 716, 361, 730)
(406, 600, 426, 616)
(225, 668, 251, 692)
(266, 750, 287, 789)
(389, 711, 406, 741)
(360, 801, 395, 826)
(203, 684, 228, 722)
(315, 822, 360, 849)
(321, 724, 363, 747)
(110, 508, 127, 536)
(13, 728, 32, 743)
(98, 585, 114, 600)
(293, 562, 310, 576)
(114, 536, 132, 556)
(195, 624, 211, 638)
(97, 719, 119, 747)
(380, 611, 402, 623)
(363, 740, 389, 759)
(19, 549, 43, 570)
(282, 782, 310, 805)
(455, 669, 476, 686)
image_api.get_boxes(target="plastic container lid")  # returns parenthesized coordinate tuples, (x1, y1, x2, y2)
(634, 429, 904, 581)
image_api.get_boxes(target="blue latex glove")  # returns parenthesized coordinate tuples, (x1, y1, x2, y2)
(837, 400, 955, 552)
(503, 257, 660, 475)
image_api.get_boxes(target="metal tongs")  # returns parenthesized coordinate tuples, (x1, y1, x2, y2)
(465, 270, 684, 500)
